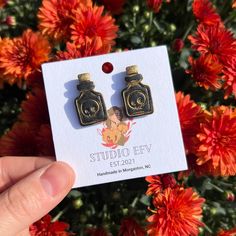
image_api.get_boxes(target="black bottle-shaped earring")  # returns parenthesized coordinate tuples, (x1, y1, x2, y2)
(122, 65, 154, 117)
(75, 73, 107, 126)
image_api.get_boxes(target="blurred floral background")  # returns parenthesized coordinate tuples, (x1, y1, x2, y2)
(0, 0, 236, 235)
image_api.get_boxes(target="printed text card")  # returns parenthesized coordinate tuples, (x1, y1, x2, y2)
(42, 46, 187, 187)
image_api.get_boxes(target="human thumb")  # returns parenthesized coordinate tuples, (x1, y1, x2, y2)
(0, 162, 75, 236)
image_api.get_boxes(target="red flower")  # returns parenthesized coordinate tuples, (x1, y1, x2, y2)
(146, 0, 163, 13)
(147, 187, 205, 236)
(223, 58, 236, 98)
(71, 5, 118, 50)
(218, 227, 236, 236)
(225, 191, 235, 202)
(178, 154, 213, 179)
(100, 0, 126, 15)
(175, 91, 203, 153)
(56, 42, 82, 60)
(187, 55, 223, 90)
(19, 88, 50, 127)
(36, 124, 55, 156)
(195, 106, 236, 176)
(233, 0, 236, 8)
(0, 37, 11, 87)
(86, 227, 110, 236)
(0, 122, 38, 156)
(29, 214, 71, 236)
(192, 0, 221, 26)
(119, 218, 146, 236)
(56, 39, 110, 60)
(0, 0, 6, 9)
(145, 174, 177, 196)
(172, 38, 184, 53)
(188, 23, 236, 97)
(5, 16, 16, 26)
(26, 71, 45, 90)
(0, 87, 52, 157)
(38, 0, 92, 41)
(188, 24, 236, 64)
(0, 29, 51, 86)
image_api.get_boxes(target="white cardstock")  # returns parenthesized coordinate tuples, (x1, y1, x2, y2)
(42, 46, 187, 187)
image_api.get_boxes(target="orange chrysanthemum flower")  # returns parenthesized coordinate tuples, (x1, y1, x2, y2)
(56, 39, 110, 60)
(0, 122, 38, 156)
(71, 5, 118, 50)
(19, 88, 50, 127)
(192, 0, 221, 26)
(0, 37, 11, 87)
(188, 24, 236, 64)
(195, 106, 236, 176)
(178, 154, 213, 179)
(119, 218, 146, 236)
(0, 0, 6, 8)
(100, 0, 126, 15)
(233, 0, 236, 8)
(146, 0, 163, 13)
(36, 124, 55, 156)
(38, 0, 92, 41)
(29, 214, 71, 236)
(56, 42, 82, 60)
(218, 227, 236, 236)
(26, 71, 45, 89)
(223, 58, 236, 98)
(175, 91, 203, 153)
(147, 187, 205, 236)
(0, 77, 3, 89)
(187, 55, 223, 90)
(145, 174, 177, 196)
(0, 29, 51, 86)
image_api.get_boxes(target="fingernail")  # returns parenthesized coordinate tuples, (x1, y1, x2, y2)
(40, 163, 71, 196)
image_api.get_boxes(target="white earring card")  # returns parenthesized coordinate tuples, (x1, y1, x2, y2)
(42, 46, 187, 188)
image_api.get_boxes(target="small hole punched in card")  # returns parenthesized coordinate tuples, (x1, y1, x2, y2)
(42, 46, 187, 188)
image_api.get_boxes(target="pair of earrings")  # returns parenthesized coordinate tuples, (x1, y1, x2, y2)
(75, 65, 154, 126)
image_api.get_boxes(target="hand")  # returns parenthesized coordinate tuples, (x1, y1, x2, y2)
(0, 156, 75, 236)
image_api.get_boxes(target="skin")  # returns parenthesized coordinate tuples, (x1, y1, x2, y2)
(0, 156, 75, 236)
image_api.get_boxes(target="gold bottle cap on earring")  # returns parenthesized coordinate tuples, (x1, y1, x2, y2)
(78, 73, 90, 82)
(126, 65, 139, 75)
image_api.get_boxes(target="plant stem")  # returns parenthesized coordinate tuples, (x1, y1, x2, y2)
(52, 206, 69, 222)
(182, 21, 195, 41)
(209, 182, 224, 193)
(204, 223, 213, 234)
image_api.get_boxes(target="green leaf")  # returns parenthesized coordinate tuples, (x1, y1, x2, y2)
(139, 194, 150, 206)
(130, 36, 142, 45)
